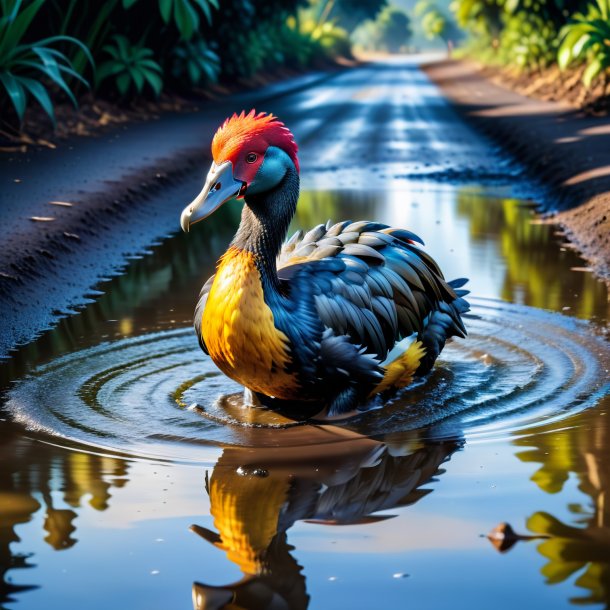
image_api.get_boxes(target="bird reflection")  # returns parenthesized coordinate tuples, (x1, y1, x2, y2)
(190, 425, 462, 610)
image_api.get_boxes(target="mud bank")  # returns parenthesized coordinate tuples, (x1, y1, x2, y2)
(423, 59, 610, 284)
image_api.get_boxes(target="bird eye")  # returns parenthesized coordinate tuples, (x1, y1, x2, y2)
(246, 152, 258, 164)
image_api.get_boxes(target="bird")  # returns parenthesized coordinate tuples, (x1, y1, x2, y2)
(180, 110, 469, 419)
(190, 429, 461, 610)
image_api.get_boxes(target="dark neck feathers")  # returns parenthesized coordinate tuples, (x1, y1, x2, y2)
(232, 166, 299, 285)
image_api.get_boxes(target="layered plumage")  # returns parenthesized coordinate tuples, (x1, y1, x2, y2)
(182, 110, 469, 417)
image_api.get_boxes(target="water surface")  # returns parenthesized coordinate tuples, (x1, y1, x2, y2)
(1, 182, 609, 610)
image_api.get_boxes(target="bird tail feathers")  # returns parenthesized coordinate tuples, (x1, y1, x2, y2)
(415, 277, 470, 376)
(370, 339, 426, 396)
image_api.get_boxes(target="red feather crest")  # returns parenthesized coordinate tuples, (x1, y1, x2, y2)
(211, 110, 299, 172)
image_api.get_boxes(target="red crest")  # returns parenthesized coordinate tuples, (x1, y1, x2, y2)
(211, 110, 299, 176)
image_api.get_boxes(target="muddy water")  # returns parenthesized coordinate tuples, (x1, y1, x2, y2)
(1, 184, 609, 610)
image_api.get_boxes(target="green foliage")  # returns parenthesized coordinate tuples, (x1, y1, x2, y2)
(558, 0, 610, 88)
(0, 0, 93, 125)
(97, 35, 162, 97)
(422, 8, 448, 41)
(171, 38, 220, 85)
(220, 16, 349, 79)
(376, 6, 411, 52)
(309, 21, 352, 58)
(0, 0, 352, 129)
(322, 0, 388, 33)
(451, 0, 590, 73)
(351, 5, 411, 52)
(123, 0, 218, 40)
(451, 0, 504, 37)
(498, 12, 558, 70)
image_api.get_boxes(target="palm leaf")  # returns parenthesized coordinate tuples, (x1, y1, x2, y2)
(159, 0, 173, 23)
(19, 74, 55, 124)
(32, 47, 78, 106)
(0, 69, 26, 120)
(141, 67, 162, 95)
(0, 0, 44, 58)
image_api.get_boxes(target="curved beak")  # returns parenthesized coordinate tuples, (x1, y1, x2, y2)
(180, 161, 244, 233)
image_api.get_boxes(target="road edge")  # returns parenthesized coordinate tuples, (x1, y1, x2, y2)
(423, 58, 610, 285)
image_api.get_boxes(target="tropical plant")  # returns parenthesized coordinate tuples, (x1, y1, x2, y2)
(422, 8, 448, 42)
(499, 12, 558, 71)
(96, 35, 162, 97)
(317, 0, 388, 33)
(308, 20, 352, 58)
(373, 5, 411, 52)
(557, 0, 610, 90)
(0, 0, 93, 125)
(171, 38, 220, 86)
(55, 0, 119, 77)
(122, 0, 218, 40)
(351, 6, 411, 52)
(450, 0, 504, 38)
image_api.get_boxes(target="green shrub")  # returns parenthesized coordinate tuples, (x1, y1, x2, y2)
(311, 21, 352, 57)
(558, 0, 610, 88)
(123, 0, 218, 40)
(96, 35, 162, 97)
(0, 0, 93, 125)
(421, 9, 447, 42)
(353, 5, 415, 53)
(498, 12, 558, 71)
(171, 38, 220, 86)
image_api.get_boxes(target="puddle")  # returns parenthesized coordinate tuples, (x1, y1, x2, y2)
(4, 296, 608, 463)
(1, 186, 609, 610)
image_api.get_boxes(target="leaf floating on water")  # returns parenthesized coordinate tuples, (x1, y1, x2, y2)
(487, 522, 549, 553)
(30, 216, 55, 222)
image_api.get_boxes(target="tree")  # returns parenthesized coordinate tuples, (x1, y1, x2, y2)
(422, 9, 448, 41)
(318, 0, 388, 33)
(376, 6, 412, 52)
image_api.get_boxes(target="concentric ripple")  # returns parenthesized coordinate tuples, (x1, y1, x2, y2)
(6, 298, 609, 463)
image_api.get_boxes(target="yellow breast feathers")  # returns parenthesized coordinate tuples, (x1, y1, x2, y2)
(201, 247, 297, 399)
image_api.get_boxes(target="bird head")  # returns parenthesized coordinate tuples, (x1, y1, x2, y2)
(180, 110, 299, 232)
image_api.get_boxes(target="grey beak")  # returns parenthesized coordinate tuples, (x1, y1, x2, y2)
(180, 161, 244, 232)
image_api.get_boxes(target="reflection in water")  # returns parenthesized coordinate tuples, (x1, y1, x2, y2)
(191, 427, 461, 610)
(456, 189, 608, 323)
(500, 403, 610, 606)
(0, 428, 128, 607)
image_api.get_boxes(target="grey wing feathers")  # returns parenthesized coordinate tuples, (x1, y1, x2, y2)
(279, 220, 469, 366)
(193, 273, 215, 354)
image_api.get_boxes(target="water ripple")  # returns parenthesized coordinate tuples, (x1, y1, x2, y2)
(6, 298, 609, 463)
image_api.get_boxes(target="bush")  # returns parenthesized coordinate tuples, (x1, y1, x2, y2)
(558, 0, 610, 89)
(96, 35, 163, 97)
(0, 0, 93, 125)
(171, 38, 220, 86)
(0, 0, 353, 130)
(351, 6, 411, 52)
(498, 12, 558, 72)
